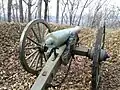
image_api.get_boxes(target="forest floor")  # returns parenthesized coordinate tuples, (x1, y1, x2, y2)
(0, 22, 120, 90)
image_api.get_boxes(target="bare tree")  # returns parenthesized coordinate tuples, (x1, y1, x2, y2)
(23, 0, 36, 21)
(56, 0, 60, 23)
(24, 8, 27, 22)
(68, 0, 81, 25)
(91, 0, 107, 27)
(86, 8, 93, 27)
(77, 0, 93, 25)
(31, 5, 38, 19)
(14, 0, 19, 21)
(34, 10, 38, 19)
(12, 5, 15, 21)
(61, 0, 69, 24)
(28, 0, 32, 21)
(0, 4, 1, 21)
(47, 6, 50, 21)
(38, 0, 42, 19)
(64, 13, 69, 24)
(68, 0, 75, 25)
(11, 1, 19, 22)
(72, 0, 80, 25)
(8, 0, 12, 22)
(44, 0, 49, 21)
(106, 6, 120, 29)
(2, 0, 6, 21)
(19, 0, 24, 22)
(61, 0, 81, 25)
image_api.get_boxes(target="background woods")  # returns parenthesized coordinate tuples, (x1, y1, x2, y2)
(0, 0, 120, 28)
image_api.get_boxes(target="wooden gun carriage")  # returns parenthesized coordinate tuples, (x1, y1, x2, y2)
(19, 19, 109, 90)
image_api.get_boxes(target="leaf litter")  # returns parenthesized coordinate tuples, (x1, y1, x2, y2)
(0, 22, 120, 90)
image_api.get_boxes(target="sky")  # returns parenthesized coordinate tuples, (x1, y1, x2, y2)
(111, 0, 120, 6)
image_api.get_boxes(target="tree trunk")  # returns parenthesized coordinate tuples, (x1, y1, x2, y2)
(23, 0, 33, 22)
(44, 0, 48, 21)
(12, 5, 15, 21)
(56, 0, 59, 23)
(77, 0, 89, 26)
(38, 0, 42, 19)
(69, 5, 74, 25)
(24, 8, 27, 22)
(48, 7, 50, 21)
(28, 0, 32, 21)
(15, 0, 19, 22)
(61, 0, 68, 24)
(2, 0, 6, 21)
(15, 8, 19, 21)
(0, 12, 1, 21)
(19, 0, 23, 22)
(34, 10, 37, 19)
(8, 0, 12, 22)
(91, 0, 107, 28)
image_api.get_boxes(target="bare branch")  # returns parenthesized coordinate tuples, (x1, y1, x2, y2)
(31, 5, 37, 14)
(77, 0, 89, 25)
(23, 0, 28, 5)
(61, 0, 69, 24)
(31, 1, 37, 6)
(85, 0, 94, 8)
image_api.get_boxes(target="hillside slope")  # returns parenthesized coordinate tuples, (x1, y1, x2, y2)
(0, 22, 120, 90)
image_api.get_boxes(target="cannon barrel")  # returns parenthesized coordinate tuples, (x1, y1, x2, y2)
(45, 26, 81, 48)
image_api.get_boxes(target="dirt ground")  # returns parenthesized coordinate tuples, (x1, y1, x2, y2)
(0, 22, 120, 90)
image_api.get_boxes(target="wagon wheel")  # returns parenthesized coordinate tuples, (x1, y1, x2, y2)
(19, 19, 51, 75)
(91, 24, 106, 90)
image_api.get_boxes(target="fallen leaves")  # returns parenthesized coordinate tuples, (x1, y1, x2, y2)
(0, 22, 120, 90)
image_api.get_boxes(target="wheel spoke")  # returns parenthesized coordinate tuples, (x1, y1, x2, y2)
(31, 28, 40, 43)
(101, 22, 106, 49)
(25, 46, 39, 49)
(43, 53, 47, 62)
(25, 49, 38, 60)
(29, 52, 39, 67)
(44, 29, 49, 37)
(27, 36, 41, 46)
(37, 23, 42, 41)
(102, 33, 105, 49)
(41, 24, 44, 40)
(35, 53, 41, 70)
(39, 54, 43, 67)
(96, 67, 99, 87)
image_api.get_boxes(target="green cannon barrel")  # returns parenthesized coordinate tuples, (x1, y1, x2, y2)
(44, 26, 81, 48)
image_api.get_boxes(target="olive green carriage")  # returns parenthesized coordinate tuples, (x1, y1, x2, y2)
(19, 19, 109, 90)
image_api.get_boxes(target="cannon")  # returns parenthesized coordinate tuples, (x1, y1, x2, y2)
(19, 19, 109, 90)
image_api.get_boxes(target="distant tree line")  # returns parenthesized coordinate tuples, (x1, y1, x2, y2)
(0, 0, 120, 29)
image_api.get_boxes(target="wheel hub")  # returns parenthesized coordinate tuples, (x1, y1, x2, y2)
(88, 48, 109, 62)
